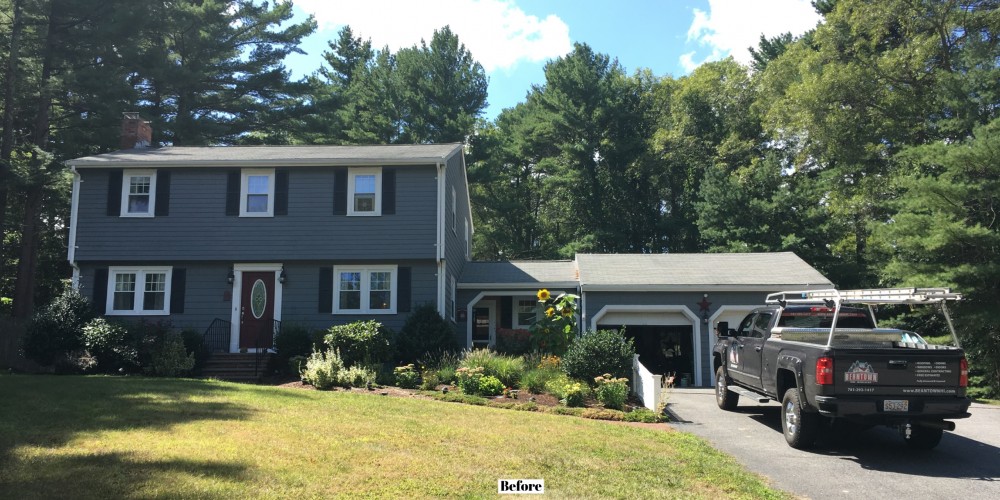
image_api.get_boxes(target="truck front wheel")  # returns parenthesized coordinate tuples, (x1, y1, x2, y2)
(781, 388, 818, 449)
(715, 366, 739, 410)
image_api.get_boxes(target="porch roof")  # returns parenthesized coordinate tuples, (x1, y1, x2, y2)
(576, 252, 832, 291)
(458, 260, 579, 289)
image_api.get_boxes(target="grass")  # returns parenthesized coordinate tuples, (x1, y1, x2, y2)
(0, 375, 788, 499)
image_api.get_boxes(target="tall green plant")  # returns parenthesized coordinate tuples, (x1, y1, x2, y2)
(529, 289, 579, 354)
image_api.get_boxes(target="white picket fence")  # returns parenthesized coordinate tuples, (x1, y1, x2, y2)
(632, 354, 663, 411)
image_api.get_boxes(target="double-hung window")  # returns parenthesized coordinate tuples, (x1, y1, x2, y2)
(106, 266, 172, 315)
(240, 168, 274, 217)
(348, 167, 381, 216)
(333, 265, 397, 314)
(121, 170, 157, 217)
(515, 299, 536, 329)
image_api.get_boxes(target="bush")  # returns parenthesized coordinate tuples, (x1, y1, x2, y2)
(275, 324, 315, 373)
(180, 328, 209, 372)
(324, 320, 392, 367)
(146, 332, 196, 377)
(594, 373, 629, 410)
(420, 370, 441, 390)
(496, 328, 531, 356)
(396, 304, 457, 363)
(340, 365, 377, 388)
(478, 375, 505, 396)
(562, 329, 634, 383)
(81, 318, 139, 373)
(456, 366, 484, 395)
(520, 368, 558, 394)
(419, 350, 460, 384)
(561, 382, 588, 407)
(23, 289, 95, 365)
(459, 349, 525, 387)
(394, 364, 421, 389)
(623, 408, 664, 423)
(301, 348, 345, 390)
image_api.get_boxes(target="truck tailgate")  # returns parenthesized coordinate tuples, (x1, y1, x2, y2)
(835, 349, 963, 397)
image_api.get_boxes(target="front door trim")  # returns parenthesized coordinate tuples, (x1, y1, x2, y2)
(230, 263, 283, 353)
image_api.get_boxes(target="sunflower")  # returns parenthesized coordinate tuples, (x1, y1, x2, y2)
(561, 307, 572, 317)
(537, 289, 551, 301)
(545, 307, 555, 318)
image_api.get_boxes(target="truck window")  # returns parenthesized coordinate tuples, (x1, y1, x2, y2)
(736, 314, 754, 337)
(778, 307, 875, 329)
(751, 313, 772, 338)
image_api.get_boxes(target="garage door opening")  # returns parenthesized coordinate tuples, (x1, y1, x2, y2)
(604, 325, 695, 385)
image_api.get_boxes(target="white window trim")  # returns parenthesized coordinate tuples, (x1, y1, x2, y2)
(451, 187, 457, 233)
(240, 168, 275, 217)
(120, 169, 157, 218)
(106, 266, 172, 316)
(333, 264, 397, 314)
(347, 167, 382, 217)
(513, 298, 537, 329)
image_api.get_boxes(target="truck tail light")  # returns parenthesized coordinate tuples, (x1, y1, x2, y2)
(816, 356, 834, 385)
(960, 357, 969, 388)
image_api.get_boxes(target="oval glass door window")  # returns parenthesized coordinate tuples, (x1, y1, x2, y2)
(250, 279, 267, 319)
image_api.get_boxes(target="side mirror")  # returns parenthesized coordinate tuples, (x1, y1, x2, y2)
(716, 321, 729, 337)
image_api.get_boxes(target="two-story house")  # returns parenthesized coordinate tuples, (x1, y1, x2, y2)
(67, 115, 832, 389)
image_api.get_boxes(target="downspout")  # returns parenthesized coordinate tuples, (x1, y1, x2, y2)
(68, 164, 81, 289)
(436, 160, 446, 317)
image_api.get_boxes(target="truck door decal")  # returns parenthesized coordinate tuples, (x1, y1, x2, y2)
(729, 346, 739, 368)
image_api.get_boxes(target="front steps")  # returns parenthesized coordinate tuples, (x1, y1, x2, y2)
(200, 353, 273, 383)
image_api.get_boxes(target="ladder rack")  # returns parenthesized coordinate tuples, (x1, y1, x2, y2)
(766, 288, 962, 306)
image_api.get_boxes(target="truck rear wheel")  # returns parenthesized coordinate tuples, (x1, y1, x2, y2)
(715, 366, 739, 410)
(781, 388, 818, 449)
(904, 425, 943, 450)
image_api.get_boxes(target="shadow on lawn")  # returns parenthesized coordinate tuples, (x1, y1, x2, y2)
(0, 375, 271, 496)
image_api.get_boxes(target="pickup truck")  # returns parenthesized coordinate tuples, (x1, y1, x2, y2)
(713, 288, 971, 449)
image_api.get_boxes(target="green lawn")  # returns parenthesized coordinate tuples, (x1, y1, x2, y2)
(0, 375, 787, 499)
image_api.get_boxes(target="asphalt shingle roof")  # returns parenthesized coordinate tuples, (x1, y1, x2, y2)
(67, 144, 464, 167)
(459, 261, 578, 286)
(576, 252, 832, 288)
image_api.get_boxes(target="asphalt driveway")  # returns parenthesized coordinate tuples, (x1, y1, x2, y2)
(665, 388, 1000, 499)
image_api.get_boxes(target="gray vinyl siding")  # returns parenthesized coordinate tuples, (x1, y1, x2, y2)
(443, 153, 470, 323)
(583, 290, 770, 386)
(78, 260, 438, 335)
(75, 165, 438, 262)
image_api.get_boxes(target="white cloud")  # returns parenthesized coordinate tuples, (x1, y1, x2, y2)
(682, 0, 821, 70)
(294, 0, 571, 73)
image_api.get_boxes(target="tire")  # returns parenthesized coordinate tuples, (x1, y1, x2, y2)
(781, 388, 819, 449)
(715, 365, 739, 411)
(905, 425, 944, 450)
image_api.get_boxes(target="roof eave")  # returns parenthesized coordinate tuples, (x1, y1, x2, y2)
(581, 283, 833, 292)
(457, 281, 580, 290)
(67, 156, 454, 168)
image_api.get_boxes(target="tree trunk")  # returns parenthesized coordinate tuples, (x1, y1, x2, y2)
(12, 0, 58, 319)
(0, 0, 24, 291)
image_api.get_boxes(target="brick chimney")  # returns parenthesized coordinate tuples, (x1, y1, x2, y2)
(120, 112, 152, 149)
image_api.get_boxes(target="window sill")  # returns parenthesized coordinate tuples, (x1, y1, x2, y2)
(238, 213, 274, 218)
(346, 212, 381, 217)
(120, 213, 154, 218)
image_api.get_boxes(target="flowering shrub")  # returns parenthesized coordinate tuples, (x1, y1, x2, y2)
(456, 366, 485, 395)
(394, 364, 421, 389)
(594, 373, 629, 410)
(478, 375, 505, 396)
(300, 348, 345, 390)
(529, 289, 579, 355)
(538, 355, 560, 370)
(561, 382, 587, 407)
(341, 365, 377, 388)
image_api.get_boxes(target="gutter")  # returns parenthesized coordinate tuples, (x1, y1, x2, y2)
(68, 165, 81, 289)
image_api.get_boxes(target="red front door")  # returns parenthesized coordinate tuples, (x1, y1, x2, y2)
(240, 271, 275, 349)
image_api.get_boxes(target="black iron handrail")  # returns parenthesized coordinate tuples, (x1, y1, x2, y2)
(203, 318, 232, 353)
(253, 319, 281, 380)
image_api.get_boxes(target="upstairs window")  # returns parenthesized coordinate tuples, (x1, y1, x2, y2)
(348, 167, 381, 216)
(107, 267, 172, 315)
(121, 170, 157, 217)
(240, 169, 274, 217)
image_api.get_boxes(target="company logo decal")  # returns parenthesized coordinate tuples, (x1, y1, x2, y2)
(729, 346, 739, 367)
(845, 360, 879, 384)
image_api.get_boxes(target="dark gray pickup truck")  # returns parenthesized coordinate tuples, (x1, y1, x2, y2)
(713, 288, 971, 449)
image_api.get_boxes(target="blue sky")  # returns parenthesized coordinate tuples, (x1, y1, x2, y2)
(285, 0, 822, 120)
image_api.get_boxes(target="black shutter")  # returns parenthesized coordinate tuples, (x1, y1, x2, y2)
(154, 170, 170, 216)
(107, 171, 122, 216)
(318, 267, 333, 313)
(92, 268, 108, 313)
(274, 168, 289, 215)
(333, 169, 347, 215)
(170, 268, 186, 313)
(397, 266, 411, 313)
(500, 296, 513, 329)
(382, 168, 396, 215)
(225, 170, 240, 216)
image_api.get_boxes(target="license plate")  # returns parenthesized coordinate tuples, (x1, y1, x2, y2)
(884, 400, 909, 412)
